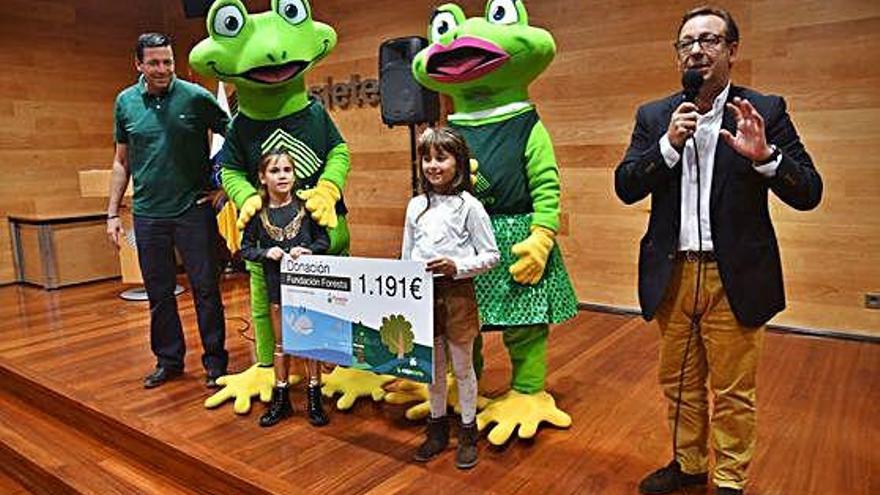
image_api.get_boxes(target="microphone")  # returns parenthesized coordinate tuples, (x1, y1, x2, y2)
(681, 69, 703, 103)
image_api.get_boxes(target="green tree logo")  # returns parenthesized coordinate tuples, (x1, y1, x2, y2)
(379, 314, 414, 359)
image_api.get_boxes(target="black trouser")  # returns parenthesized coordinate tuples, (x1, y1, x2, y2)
(133, 203, 228, 374)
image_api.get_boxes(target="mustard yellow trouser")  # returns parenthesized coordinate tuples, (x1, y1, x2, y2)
(655, 259, 765, 490)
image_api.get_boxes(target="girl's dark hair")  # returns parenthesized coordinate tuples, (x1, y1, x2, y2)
(415, 126, 473, 221)
(258, 148, 296, 201)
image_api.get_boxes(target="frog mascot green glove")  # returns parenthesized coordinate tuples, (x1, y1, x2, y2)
(190, 0, 393, 414)
(406, 0, 578, 445)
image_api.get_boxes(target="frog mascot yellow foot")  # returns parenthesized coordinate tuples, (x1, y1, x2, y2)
(384, 374, 490, 420)
(477, 390, 571, 445)
(320, 367, 396, 410)
(204, 364, 302, 414)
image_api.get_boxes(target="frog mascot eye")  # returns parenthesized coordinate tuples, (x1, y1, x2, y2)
(211, 3, 247, 38)
(430, 10, 459, 42)
(277, 0, 309, 25)
(485, 0, 520, 25)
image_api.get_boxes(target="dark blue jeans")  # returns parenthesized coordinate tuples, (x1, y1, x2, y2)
(133, 203, 228, 374)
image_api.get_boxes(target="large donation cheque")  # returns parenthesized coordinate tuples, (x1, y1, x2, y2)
(281, 255, 434, 383)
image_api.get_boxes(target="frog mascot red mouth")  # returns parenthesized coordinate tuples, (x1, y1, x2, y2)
(425, 37, 509, 83)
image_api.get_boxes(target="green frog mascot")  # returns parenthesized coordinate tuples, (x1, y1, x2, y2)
(401, 0, 579, 445)
(190, 0, 394, 415)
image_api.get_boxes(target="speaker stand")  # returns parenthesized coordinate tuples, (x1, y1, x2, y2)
(409, 123, 419, 196)
(119, 284, 185, 301)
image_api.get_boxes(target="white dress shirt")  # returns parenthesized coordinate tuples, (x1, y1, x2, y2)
(401, 191, 500, 279)
(659, 84, 781, 251)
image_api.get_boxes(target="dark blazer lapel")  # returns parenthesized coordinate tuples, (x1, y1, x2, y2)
(710, 87, 740, 211)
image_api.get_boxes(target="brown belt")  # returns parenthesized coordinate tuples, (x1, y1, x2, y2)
(677, 251, 716, 263)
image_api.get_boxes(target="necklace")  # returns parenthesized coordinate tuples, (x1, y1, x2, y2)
(260, 204, 306, 242)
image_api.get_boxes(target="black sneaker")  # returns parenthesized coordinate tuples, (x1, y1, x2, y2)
(143, 366, 182, 389)
(714, 486, 743, 495)
(638, 460, 708, 494)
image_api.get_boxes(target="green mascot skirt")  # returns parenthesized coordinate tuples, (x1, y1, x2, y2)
(475, 213, 578, 327)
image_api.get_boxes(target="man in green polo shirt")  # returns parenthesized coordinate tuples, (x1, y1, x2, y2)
(106, 33, 230, 389)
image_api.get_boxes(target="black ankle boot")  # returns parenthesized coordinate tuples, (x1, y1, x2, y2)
(259, 385, 293, 427)
(455, 421, 478, 469)
(413, 416, 449, 462)
(307, 383, 329, 427)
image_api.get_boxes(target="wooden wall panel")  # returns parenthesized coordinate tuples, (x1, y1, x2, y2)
(0, 0, 166, 284)
(2, 0, 877, 336)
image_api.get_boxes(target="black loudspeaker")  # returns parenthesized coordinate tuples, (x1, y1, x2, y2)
(379, 37, 439, 126)
(182, 0, 213, 18)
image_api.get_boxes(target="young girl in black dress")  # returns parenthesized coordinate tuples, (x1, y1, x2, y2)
(240, 149, 330, 427)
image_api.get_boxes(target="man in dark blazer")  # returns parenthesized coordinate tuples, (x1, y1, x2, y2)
(615, 7, 822, 495)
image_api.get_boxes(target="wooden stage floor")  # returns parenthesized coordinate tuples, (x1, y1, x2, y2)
(0, 275, 876, 494)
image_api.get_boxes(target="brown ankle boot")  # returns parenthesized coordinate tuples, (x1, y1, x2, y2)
(455, 420, 478, 469)
(413, 416, 449, 462)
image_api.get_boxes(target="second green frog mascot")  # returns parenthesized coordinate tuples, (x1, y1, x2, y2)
(409, 0, 578, 445)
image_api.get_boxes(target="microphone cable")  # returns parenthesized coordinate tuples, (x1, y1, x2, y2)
(669, 131, 706, 493)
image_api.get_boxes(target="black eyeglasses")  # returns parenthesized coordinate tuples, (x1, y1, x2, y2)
(674, 33, 727, 55)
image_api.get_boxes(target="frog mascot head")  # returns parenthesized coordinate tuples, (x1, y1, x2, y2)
(190, 0, 393, 416)
(190, 0, 336, 119)
(404, 0, 579, 445)
(413, 0, 554, 114)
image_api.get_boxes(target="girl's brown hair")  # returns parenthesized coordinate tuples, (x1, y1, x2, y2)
(416, 126, 472, 196)
(258, 148, 296, 201)
(415, 127, 473, 221)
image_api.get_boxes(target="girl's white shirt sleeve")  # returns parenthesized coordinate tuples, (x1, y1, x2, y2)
(451, 194, 499, 279)
(400, 197, 419, 261)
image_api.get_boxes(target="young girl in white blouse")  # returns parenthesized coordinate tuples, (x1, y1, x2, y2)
(402, 127, 499, 469)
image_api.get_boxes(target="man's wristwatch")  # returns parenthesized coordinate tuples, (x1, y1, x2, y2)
(755, 144, 780, 166)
